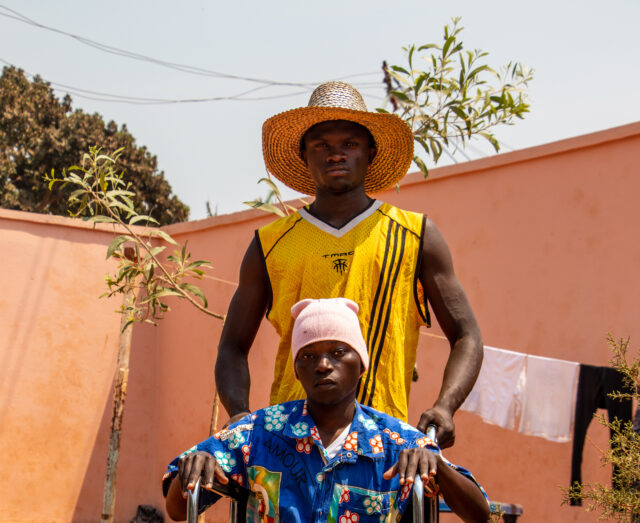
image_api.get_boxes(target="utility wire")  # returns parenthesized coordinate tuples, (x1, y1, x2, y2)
(0, 58, 321, 105)
(1, 54, 386, 105)
(0, 6, 497, 160)
(0, 5, 379, 89)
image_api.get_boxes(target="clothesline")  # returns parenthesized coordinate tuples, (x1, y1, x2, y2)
(202, 274, 239, 287)
(197, 275, 572, 370)
(420, 331, 447, 342)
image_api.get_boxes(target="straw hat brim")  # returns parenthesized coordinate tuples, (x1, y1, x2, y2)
(262, 107, 414, 195)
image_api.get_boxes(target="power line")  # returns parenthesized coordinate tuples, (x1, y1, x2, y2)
(0, 58, 350, 105)
(0, 5, 379, 89)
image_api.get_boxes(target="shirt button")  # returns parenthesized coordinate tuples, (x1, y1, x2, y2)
(346, 452, 352, 458)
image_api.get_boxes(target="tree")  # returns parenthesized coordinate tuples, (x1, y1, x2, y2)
(381, 17, 533, 177)
(0, 65, 188, 225)
(46, 148, 221, 521)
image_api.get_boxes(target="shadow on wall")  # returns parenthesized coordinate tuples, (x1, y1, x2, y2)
(71, 323, 161, 522)
(0, 233, 58, 426)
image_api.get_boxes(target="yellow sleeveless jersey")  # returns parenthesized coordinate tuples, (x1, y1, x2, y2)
(256, 200, 430, 421)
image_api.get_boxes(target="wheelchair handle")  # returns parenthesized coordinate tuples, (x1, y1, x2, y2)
(413, 474, 425, 522)
(425, 424, 437, 443)
(422, 424, 440, 522)
(187, 478, 200, 523)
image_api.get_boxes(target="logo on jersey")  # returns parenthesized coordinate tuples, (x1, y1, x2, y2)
(322, 251, 354, 275)
(333, 258, 348, 274)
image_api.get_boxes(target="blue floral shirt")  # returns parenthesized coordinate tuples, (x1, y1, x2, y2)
(163, 400, 487, 522)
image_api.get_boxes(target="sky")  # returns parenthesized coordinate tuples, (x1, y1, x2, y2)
(1, 1, 639, 220)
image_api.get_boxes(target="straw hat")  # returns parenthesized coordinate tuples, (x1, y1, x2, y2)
(262, 81, 414, 195)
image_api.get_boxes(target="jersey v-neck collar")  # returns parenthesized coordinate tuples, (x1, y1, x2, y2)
(298, 200, 382, 238)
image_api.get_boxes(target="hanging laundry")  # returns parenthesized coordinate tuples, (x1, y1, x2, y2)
(461, 346, 526, 430)
(570, 364, 633, 505)
(518, 355, 579, 442)
(633, 386, 640, 435)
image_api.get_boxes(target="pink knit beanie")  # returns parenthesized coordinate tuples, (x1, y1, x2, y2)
(291, 298, 369, 370)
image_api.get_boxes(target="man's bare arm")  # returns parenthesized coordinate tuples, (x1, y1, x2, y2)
(214, 237, 269, 421)
(417, 219, 483, 447)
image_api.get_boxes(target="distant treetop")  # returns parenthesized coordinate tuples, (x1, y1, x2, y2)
(0, 65, 189, 225)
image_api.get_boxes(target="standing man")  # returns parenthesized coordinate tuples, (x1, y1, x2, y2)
(215, 81, 482, 447)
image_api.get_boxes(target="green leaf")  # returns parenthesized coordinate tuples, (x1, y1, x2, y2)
(407, 44, 415, 69)
(68, 189, 86, 201)
(449, 105, 468, 121)
(390, 90, 411, 103)
(179, 283, 208, 308)
(243, 200, 285, 217)
(468, 65, 489, 79)
(150, 245, 166, 257)
(151, 229, 179, 245)
(442, 36, 455, 58)
(479, 132, 500, 152)
(143, 287, 183, 302)
(391, 65, 410, 75)
(181, 241, 188, 263)
(95, 154, 116, 164)
(106, 235, 134, 259)
(83, 215, 117, 224)
(186, 260, 212, 269)
(413, 155, 429, 178)
(109, 199, 135, 215)
(415, 137, 431, 156)
(129, 214, 158, 226)
(414, 73, 427, 94)
(256, 177, 282, 194)
(106, 189, 136, 198)
(417, 43, 439, 51)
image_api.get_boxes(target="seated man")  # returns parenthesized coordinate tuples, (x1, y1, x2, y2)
(164, 298, 489, 523)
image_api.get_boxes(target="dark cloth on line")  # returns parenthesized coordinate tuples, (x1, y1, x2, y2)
(570, 364, 632, 506)
(633, 386, 640, 435)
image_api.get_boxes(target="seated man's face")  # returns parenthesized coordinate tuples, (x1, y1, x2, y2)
(294, 340, 364, 406)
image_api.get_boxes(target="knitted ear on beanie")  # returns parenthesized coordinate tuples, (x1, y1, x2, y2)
(290, 298, 369, 371)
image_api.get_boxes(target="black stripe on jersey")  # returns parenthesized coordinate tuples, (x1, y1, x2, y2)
(263, 216, 303, 260)
(254, 230, 273, 316)
(365, 226, 407, 405)
(413, 216, 431, 326)
(359, 220, 401, 405)
(376, 208, 421, 239)
(356, 219, 394, 401)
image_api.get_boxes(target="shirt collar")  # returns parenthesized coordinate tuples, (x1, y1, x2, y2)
(283, 400, 385, 460)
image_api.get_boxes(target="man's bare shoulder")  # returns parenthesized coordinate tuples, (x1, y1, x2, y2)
(422, 217, 455, 275)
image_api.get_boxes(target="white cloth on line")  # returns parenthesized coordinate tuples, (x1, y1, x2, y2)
(461, 345, 527, 430)
(518, 354, 579, 442)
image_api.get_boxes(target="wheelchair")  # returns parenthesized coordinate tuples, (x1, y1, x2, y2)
(185, 426, 521, 522)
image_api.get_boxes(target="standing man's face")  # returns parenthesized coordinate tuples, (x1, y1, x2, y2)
(301, 120, 376, 195)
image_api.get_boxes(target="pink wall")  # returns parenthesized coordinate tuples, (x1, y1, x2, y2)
(1, 122, 638, 521)
(0, 212, 123, 521)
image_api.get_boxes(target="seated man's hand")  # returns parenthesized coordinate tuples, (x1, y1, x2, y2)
(417, 406, 455, 448)
(178, 450, 229, 494)
(383, 448, 440, 496)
